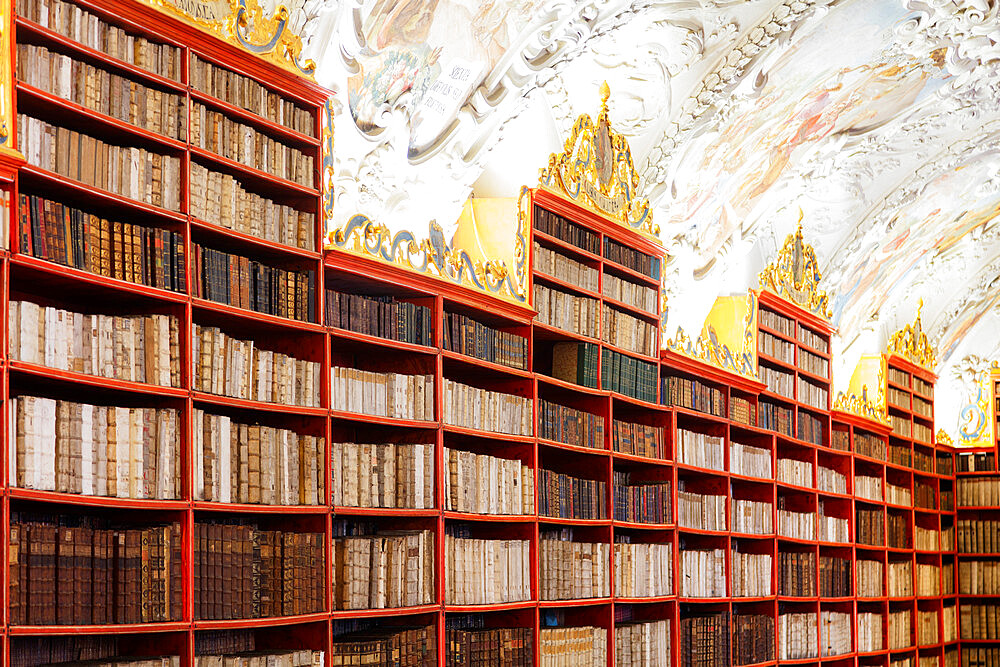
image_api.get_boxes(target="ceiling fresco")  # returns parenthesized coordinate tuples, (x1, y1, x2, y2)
(292, 0, 1000, 441)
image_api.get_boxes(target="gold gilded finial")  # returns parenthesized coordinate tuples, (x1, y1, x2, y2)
(887, 300, 937, 370)
(599, 81, 611, 115)
(758, 215, 831, 318)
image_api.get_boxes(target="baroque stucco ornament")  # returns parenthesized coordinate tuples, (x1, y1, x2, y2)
(758, 217, 832, 319)
(887, 299, 938, 370)
(539, 82, 657, 238)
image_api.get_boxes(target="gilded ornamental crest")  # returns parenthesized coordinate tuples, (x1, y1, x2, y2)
(886, 299, 937, 370)
(539, 82, 656, 238)
(758, 214, 831, 318)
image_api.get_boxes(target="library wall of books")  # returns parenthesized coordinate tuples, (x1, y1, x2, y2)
(3, 0, 1000, 666)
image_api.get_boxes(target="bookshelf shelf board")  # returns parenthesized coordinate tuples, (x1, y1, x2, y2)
(444, 602, 536, 613)
(776, 536, 819, 546)
(191, 297, 322, 332)
(328, 326, 438, 356)
(600, 340, 660, 365)
(531, 229, 601, 265)
(796, 340, 832, 360)
(614, 595, 677, 605)
(730, 595, 776, 603)
(537, 598, 612, 608)
(674, 462, 728, 478)
(19, 165, 187, 224)
(612, 520, 675, 531)
(775, 480, 818, 495)
(441, 424, 534, 443)
(7, 487, 187, 510)
(887, 401, 910, 413)
(8, 621, 189, 635)
(611, 451, 672, 467)
(192, 392, 327, 417)
(441, 349, 533, 379)
(535, 373, 607, 399)
(189, 89, 321, 149)
(729, 531, 777, 541)
(677, 526, 730, 537)
(442, 511, 536, 523)
(16, 82, 188, 153)
(531, 269, 602, 301)
(600, 258, 659, 288)
(758, 352, 796, 373)
(192, 612, 331, 630)
(9, 254, 188, 304)
(531, 321, 603, 347)
(331, 604, 440, 619)
(190, 501, 328, 514)
(13, 17, 188, 93)
(537, 516, 611, 527)
(796, 366, 831, 386)
(537, 437, 609, 459)
(333, 506, 440, 518)
(188, 146, 318, 199)
(9, 360, 188, 398)
(601, 295, 659, 323)
(190, 217, 322, 263)
(676, 596, 732, 604)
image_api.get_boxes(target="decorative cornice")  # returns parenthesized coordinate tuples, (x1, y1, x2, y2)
(887, 299, 937, 370)
(936, 429, 954, 446)
(321, 97, 335, 227)
(833, 356, 889, 426)
(664, 290, 758, 380)
(758, 214, 832, 319)
(539, 82, 657, 238)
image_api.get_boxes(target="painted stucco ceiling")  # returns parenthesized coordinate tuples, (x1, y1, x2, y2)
(284, 0, 1000, 441)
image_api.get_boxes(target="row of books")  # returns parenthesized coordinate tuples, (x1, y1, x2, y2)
(604, 237, 659, 280)
(17, 43, 185, 141)
(192, 410, 324, 505)
(538, 398, 604, 448)
(960, 560, 1000, 595)
(820, 611, 851, 657)
(332, 442, 433, 509)
(445, 627, 531, 666)
(444, 448, 534, 515)
(678, 488, 725, 531)
(777, 456, 812, 487)
(958, 476, 1000, 506)
(443, 378, 532, 435)
(15, 0, 183, 81)
(19, 193, 187, 291)
(758, 399, 792, 437)
(9, 517, 181, 625)
(538, 533, 610, 600)
(914, 375, 934, 397)
(731, 550, 771, 596)
(915, 447, 936, 473)
(818, 465, 846, 494)
(959, 519, 1000, 553)
(959, 451, 997, 472)
(613, 473, 670, 524)
(832, 429, 850, 451)
(759, 364, 793, 398)
(533, 283, 598, 337)
(963, 648, 1000, 667)
(962, 603, 1000, 639)
(858, 611, 883, 652)
(915, 480, 936, 508)
(444, 536, 531, 605)
(915, 524, 950, 551)
(616, 620, 669, 667)
(443, 311, 528, 370)
(614, 540, 672, 597)
(731, 498, 771, 534)
(603, 270, 657, 314)
(856, 474, 883, 501)
(679, 548, 725, 597)
(601, 303, 656, 356)
(889, 385, 910, 408)
(550, 341, 598, 388)
(326, 289, 432, 346)
(9, 301, 180, 386)
(731, 440, 771, 478)
(816, 556, 850, 598)
(778, 506, 814, 540)
(612, 418, 665, 459)
(733, 613, 773, 666)
(888, 608, 912, 650)
(892, 413, 912, 437)
(190, 54, 314, 136)
(330, 368, 434, 420)
(191, 244, 315, 322)
(680, 611, 728, 667)
(538, 469, 607, 520)
(799, 347, 829, 378)
(759, 330, 794, 363)
(539, 626, 605, 666)
(193, 325, 322, 406)
(533, 206, 599, 254)
(676, 429, 723, 470)
(193, 523, 323, 620)
(191, 103, 314, 186)
(856, 431, 887, 459)
(11, 396, 180, 499)
(779, 550, 815, 596)
(887, 510, 909, 548)
(332, 530, 435, 610)
(19, 114, 182, 210)
(799, 410, 824, 445)
(663, 375, 725, 416)
(917, 562, 941, 596)
(190, 163, 315, 250)
(759, 307, 794, 337)
(778, 612, 817, 660)
(603, 348, 657, 402)
(857, 558, 884, 597)
(9, 645, 321, 667)
(889, 366, 910, 387)
(818, 506, 849, 542)
(798, 325, 828, 353)
(889, 560, 914, 597)
(532, 240, 598, 292)
(917, 609, 939, 645)
(798, 376, 828, 409)
(730, 395, 755, 425)
(915, 420, 933, 442)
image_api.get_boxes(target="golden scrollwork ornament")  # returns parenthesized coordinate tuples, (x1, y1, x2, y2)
(758, 212, 832, 319)
(886, 299, 937, 370)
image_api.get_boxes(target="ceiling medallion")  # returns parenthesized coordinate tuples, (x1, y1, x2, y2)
(757, 212, 832, 318)
(886, 299, 937, 370)
(539, 82, 657, 238)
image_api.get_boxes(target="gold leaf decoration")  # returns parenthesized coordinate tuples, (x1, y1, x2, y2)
(886, 299, 937, 370)
(936, 429, 954, 446)
(758, 213, 831, 318)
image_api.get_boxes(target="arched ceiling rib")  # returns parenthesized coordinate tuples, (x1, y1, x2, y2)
(291, 0, 1000, 440)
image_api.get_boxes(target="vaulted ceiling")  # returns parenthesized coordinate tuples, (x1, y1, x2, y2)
(288, 0, 1000, 441)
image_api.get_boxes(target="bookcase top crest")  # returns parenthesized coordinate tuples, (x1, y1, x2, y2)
(887, 298, 937, 372)
(538, 82, 657, 240)
(758, 214, 832, 321)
